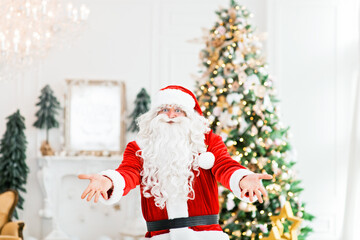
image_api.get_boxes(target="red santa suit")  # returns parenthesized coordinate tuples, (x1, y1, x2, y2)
(99, 129, 257, 239)
(99, 85, 258, 239)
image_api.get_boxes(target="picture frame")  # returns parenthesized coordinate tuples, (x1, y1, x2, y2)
(64, 79, 126, 156)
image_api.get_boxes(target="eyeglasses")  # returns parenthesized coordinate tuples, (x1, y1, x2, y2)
(157, 107, 186, 116)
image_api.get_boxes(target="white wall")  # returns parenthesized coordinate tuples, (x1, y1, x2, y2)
(267, 0, 359, 239)
(1, 0, 357, 239)
(0, 1, 267, 239)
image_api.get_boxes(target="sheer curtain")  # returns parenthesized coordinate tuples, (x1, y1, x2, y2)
(342, 63, 360, 239)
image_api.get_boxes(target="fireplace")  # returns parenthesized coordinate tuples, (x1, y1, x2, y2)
(37, 156, 146, 240)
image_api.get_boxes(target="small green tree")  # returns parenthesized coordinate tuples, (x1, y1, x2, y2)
(33, 84, 60, 142)
(128, 88, 151, 132)
(0, 110, 29, 219)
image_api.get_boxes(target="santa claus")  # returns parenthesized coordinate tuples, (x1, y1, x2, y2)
(79, 85, 272, 240)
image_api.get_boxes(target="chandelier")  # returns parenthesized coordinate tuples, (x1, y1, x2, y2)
(0, 0, 90, 79)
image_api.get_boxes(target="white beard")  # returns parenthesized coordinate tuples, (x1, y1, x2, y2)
(136, 110, 210, 209)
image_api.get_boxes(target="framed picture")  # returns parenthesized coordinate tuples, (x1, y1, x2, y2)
(64, 79, 126, 156)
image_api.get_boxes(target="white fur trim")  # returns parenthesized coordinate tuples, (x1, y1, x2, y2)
(147, 229, 229, 239)
(152, 89, 195, 111)
(166, 197, 188, 219)
(98, 169, 125, 205)
(229, 169, 258, 203)
(198, 152, 215, 170)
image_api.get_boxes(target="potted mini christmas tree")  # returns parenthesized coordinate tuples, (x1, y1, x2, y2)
(0, 110, 29, 219)
(33, 85, 61, 156)
(128, 88, 151, 132)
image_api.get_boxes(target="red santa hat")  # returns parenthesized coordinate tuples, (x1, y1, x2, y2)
(151, 85, 203, 116)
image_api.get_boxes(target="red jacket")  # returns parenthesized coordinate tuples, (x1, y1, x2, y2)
(100, 130, 256, 239)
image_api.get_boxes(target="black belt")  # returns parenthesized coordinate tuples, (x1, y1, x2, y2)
(146, 214, 219, 232)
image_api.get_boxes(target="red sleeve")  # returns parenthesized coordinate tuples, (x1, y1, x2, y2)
(116, 141, 143, 196)
(207, 130, 247, 189)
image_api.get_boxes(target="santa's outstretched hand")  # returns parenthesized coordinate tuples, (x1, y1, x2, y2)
(78, 174, 113, 203)
(239, 173, 273, 203)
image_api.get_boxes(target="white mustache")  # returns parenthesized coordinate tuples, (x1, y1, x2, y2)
(157, 114, 187, 123)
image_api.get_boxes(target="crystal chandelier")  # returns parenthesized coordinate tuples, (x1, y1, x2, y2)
(0, 0, 90, 79)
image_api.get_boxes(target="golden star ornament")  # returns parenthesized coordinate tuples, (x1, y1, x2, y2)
(262, 201, 303, 240)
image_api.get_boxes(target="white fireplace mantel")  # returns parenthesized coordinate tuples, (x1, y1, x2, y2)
(37, 156, 146, 240)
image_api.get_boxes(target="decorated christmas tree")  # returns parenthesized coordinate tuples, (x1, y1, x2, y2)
(0, 110, 29, 219)
(33, 84, 60, 155)
(195, 1, 314, 239)
(128, 88, 151, 132)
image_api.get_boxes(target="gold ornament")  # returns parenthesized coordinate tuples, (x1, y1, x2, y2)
(210, 37, 225, 48)
(263, 201, 303, 240)
(229, 8, 237, 21)
(231, 81, 240, 91)
(224, 63, 234, 75)
(217, 95, 229, 108)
